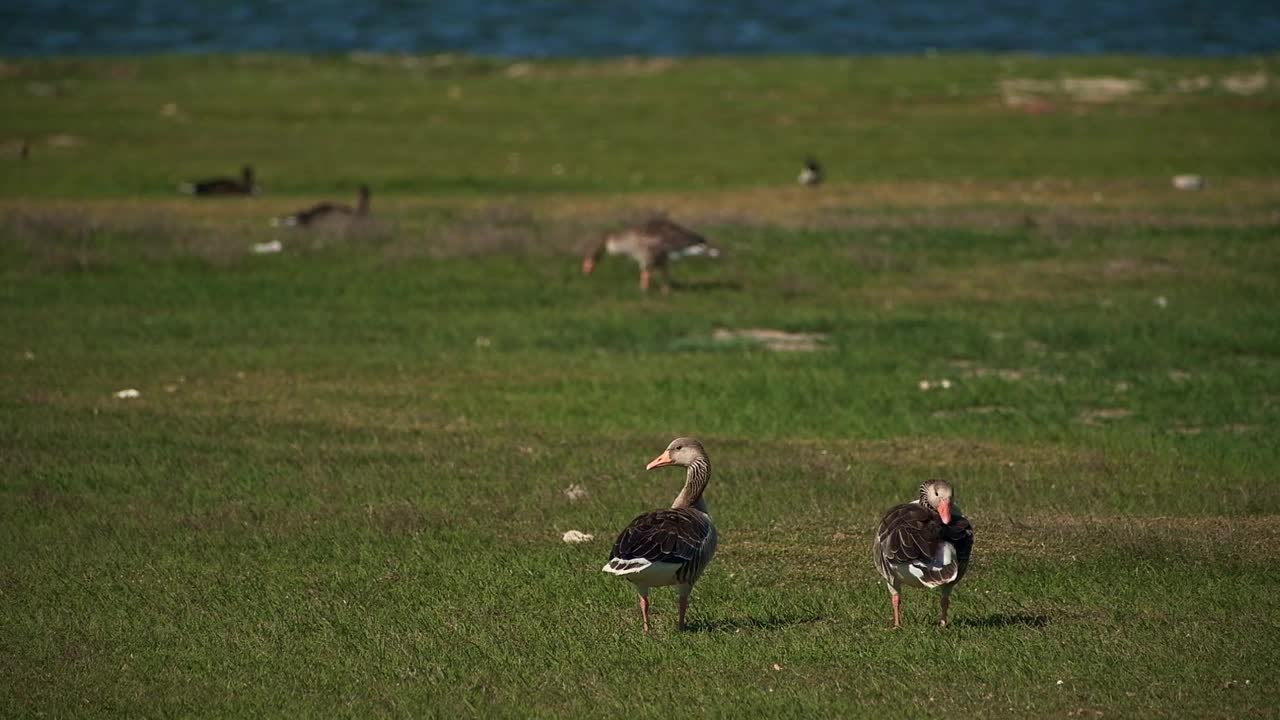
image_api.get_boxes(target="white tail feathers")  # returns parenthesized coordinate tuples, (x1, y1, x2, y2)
(673, 244, 721, 260)
(921, 542, 959, 587)
(602, 557, 652, 575)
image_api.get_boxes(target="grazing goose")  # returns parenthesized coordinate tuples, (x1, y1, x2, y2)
(798, 156, 823, 186)
(873, 479, 974, 628)
(582, 217, 720, 293)
(602, 438, 718, 632)
(179, 165, 258, 196)
(271, 185, 371, 227)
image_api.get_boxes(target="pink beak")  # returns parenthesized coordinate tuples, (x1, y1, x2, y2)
(937, 498, 952, 525)
(581, 257, 595, 274)
(645, 450, 674, 470)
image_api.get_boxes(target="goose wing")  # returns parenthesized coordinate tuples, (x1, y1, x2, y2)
(610, 508, 712, 565)
(641, 218, 708, 252)
(295, 202, 354, 225)
(876, 502, 944, 567)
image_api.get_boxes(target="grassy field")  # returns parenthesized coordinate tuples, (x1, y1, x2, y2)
(2, 54, 1280, 718)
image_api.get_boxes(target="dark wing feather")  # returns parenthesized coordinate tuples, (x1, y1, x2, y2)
(193, 178, 242, 195)
(610, 508, 710, 565)
(641, 218, 707, 251)
(293, 202, 354, 225)
(876, 502, 944, 566)
(942, 511, 975, 581)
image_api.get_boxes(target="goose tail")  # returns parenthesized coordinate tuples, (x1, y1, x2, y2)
(602, 557, 652, 576)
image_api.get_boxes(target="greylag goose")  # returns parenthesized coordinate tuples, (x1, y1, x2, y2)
(179, 165, 258, 196)
(602, 437, 718, 632)
(271, 185, 371, 227)
(873, 479, 974, 628)
(798, 156, 823, 186)
(581, 217, 720, 293)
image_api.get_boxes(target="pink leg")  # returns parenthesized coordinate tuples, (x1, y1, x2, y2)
(639, 269, 651, 291)
(677, 592, 690, 631)
(639, 594, 651, 633)
(939, 594, 950, 627)
(891, 593, 902, 629)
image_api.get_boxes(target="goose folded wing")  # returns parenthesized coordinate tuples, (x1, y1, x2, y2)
(941, 513, 975, 560)
(877, 503, 945, 565)
(642, 218, 707, 251)
(611, 509, 711, 564)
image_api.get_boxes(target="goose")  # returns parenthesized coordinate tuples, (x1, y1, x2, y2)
(798, 156, 823, 186)
(873, 479, 974, 628)
(271, 185, 371, 227)
(602, 437, 718, 632)
(179, 165, 258, 196)
(581, 217, 720, 293)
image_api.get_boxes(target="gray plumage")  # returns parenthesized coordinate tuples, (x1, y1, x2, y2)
(602, 438, 719, 632)
(873, 479, 974, 627)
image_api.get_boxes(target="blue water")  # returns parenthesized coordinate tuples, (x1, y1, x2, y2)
(3, 0, 1278, 57)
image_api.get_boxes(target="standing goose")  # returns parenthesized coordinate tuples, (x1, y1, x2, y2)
(179, 165, 258, 196)
(602, 437, 718, 632)
(271, 185, 371, 227)
(873, 479, 974, 628)
(581, 217, 720, 293)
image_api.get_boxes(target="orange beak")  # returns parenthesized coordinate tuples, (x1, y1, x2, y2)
(581, 257, 596, 274)
(937, 498, 952, 525)
(645, 450, 674, 470)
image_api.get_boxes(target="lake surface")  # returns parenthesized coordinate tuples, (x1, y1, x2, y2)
(4, 0, 1278, 57)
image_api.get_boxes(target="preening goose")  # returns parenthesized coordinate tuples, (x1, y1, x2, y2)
(602, 437, 718, 632)
(798, 156, 823, 186)
(271, 185, 371, 227)
(873, 479, 974, 628)
(581, 217, 720, 293)
(179, 165, 258, 196)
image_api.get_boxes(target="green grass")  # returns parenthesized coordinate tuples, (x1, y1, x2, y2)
(2, 54, 1280, 718)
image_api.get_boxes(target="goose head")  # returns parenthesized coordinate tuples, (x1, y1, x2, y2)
(645, 437, 707, 470)
(919, 479, 956, 524)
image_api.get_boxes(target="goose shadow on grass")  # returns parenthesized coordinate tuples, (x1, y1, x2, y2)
(667, 279, 744, 292)
(684, 615, 825, 633)
(955, 613, 1050, 629)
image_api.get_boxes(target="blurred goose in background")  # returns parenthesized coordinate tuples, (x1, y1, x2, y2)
(271, 185, 371, 227)
(873, 479, 974, 628)
(581, 217, 720, 293)
(179, 165, 258, 196)
(602, 438, 718, 632)
(798, 156, 823, 186)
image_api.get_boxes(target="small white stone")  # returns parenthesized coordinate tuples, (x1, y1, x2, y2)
(1154, 295, 1169, 309)
(1172, 174, 1205, 190)
(940, 379, 953, 389)
(561, 530, 594, 544)
(563, 484, 588, 502)
(251, 240, 283, 254)
(918, 380, 931, 391)
(114, 388, 141, 399)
